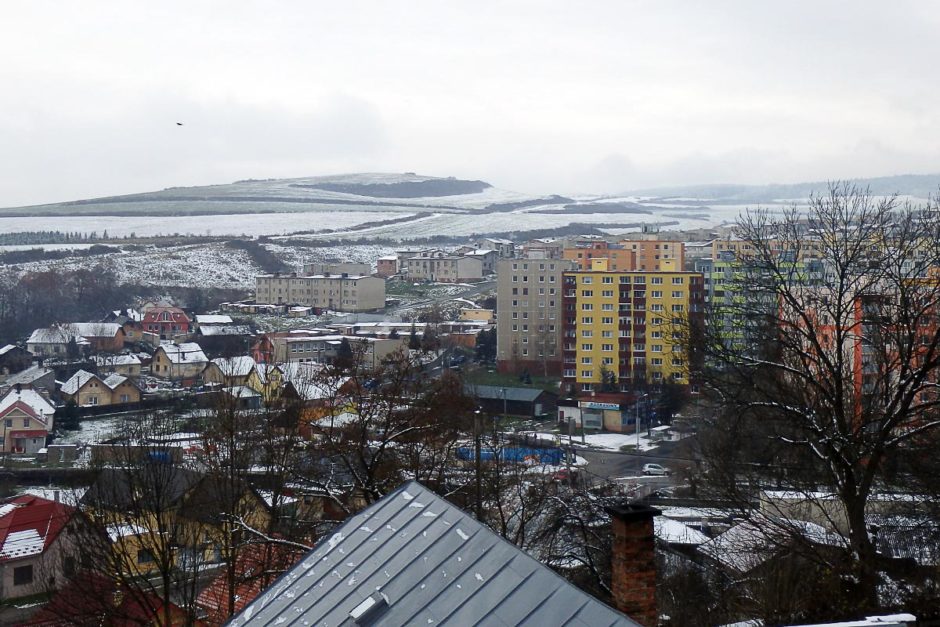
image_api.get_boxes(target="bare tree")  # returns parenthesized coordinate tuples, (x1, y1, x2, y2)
(695, 184, 940, 613)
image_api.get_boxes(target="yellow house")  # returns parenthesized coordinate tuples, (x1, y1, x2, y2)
(151, 343, 208, 381)
(60, 370, 141, 407)
(202, 356, 260, 389)
(253, 363, 285, 401)
(83, 467, 272, 577)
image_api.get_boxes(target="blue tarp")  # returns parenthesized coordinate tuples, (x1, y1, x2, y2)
(457, 446, 565, 465)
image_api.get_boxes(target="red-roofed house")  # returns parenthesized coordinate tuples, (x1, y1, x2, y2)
(196, 542, 300, 625)
(22, 572, 200, 626)
(0, 388, 55, 455)
(142, 306, 191, 341)
(0, 495, 76, 601)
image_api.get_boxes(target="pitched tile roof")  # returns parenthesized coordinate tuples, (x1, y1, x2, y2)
(0, 388, 55, 420)
(231, 481, 637, 626)
(0, 495, 74, 562)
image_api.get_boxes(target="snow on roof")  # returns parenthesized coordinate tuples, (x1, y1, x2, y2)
(0, 495, 74, 562)
(68, 322, 122, 338)
(654, 517, 709, 546)
(196, 314, 233, 325)
(0, 388, 55, 419)
(95, 354, 142, 366)
(4, 365, 53, 386)
(28, 327, 84, 345)
(229, 481, 637, 626)
(107, 523, 149, 542)
(464, 249, 495, 256)
(60, 370, 97, 396)
(211, 356, 257, 377)
(378, 255, 398, 260)
(0, 344, 19, 356)
(795, 614, 917, 627)
(199, 324, 252, 336)
(159, 343, 208, 364)
(698, 515, 844, 573)
(102, 373, 130, 389)
(224, 386, 261, 399)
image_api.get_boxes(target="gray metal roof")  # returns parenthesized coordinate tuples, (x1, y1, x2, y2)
(466, 384, 555, 403)
(230, 481, 637, 626)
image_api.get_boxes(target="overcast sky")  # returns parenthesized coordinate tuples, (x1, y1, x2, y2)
(2, 1, 939, 206)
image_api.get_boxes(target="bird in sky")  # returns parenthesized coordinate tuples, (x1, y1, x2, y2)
(176, 122, 183, 126)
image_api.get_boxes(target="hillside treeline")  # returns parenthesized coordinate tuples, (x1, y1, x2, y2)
(0, 266, 131, 345)
(0, 230, 118, 245)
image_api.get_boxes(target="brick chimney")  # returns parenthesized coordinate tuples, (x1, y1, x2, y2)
(605, 503, 660, 626)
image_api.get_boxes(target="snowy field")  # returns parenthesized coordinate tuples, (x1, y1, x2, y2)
(0, 209, 406, 238)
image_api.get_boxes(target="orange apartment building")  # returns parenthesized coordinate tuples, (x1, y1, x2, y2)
(563, 240, 686, 272)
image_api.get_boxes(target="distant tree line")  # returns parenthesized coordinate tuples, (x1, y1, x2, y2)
(0, 230, 116, 245)
(0, 266, 132, 344)
(0, 244, 121, 265)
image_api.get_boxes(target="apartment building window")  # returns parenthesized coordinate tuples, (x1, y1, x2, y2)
(651, 276, 663, 284)
(512, 276, 518, 282)
(549, 275, 556, 282)
(549, 288, 556, 295)
(602, 303, 614, 311)
(634, 276, 645, 284)
(582, 303, 593, 311)
(581, 343, 593, 350)
(582, 316, 593, 324)
(582, 330, 593, 337)
(672, 290, 684, 298)
(620, 276, 631, 284)
(602, 290, 614, 297)
(538, 287, 545, 295)
(582, 277, 593, 284)
(581, 383, 593, 391)
(602, 330, 613, 338)
(512, 324, 518, 331)
(602, 276, 613, 284)
(651, 331, 662, 339)
(549, 324, 556, 332)
(581, 371, 593, 379)
(602, 357, 614, 365)
(522, 287, 529, 295)
(512, 300, 518, 307)
(650, 304, 664, 311)
(634, 343, 646, 351)
(651, 290, 663, 298)
(651, 345, 663, 352)
(672, 277, 684, 284)
(581, 357, 592, 364)
(602, 317, 614, 324)
(651, 358, 663, 365)
(512, 312, 518, 319)
(602, 343, 614, 351)
(522, 312, 528, 318)
(564, 369, 576, 377)
(582, 290, 593, 297)
(672, 304, 685, 312)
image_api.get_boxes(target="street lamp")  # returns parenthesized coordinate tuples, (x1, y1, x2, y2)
(634, 392, 649, 477)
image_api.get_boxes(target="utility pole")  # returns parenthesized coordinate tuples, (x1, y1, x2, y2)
(474, 409, 482, 520)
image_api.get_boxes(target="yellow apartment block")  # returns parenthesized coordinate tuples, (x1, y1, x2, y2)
(561, 258, 704, 392)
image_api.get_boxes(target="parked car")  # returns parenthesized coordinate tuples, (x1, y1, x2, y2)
(642, 463, 670, 476)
